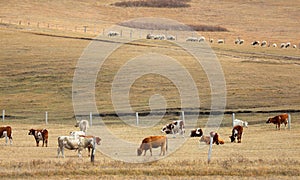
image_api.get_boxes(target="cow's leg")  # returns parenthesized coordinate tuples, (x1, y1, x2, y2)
(36, 140, 39, 147)
(143, 149, 147, 156)
(45, 139, 48, 147)
(150, 147, 152, 156)
(9, 137, 12, 145)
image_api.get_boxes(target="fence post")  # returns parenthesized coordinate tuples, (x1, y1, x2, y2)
(232, 113, 235, 127)
(45, 111, 48, 125)
(208, 132, 214, 164)
(288, 113, 291, 130)
(90, 112, 93, 127)
(2, 110, 5, 122)
(181, 111, 185, 124)
(136, 112, 139, 126)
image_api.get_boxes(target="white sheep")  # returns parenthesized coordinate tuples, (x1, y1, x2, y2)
(75, 120, 89, 133)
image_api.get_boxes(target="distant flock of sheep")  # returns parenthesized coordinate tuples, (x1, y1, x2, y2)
(107, 31, 298, 49)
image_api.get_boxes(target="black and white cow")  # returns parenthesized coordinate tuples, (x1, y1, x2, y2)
(161, 120, 185, 137)
(190, 128, 203, 137)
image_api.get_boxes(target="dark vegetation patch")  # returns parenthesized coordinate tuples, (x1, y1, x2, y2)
(112, 0, 191, 8)
(118, 21, 228, 32)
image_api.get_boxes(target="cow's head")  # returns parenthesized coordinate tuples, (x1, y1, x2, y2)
(229, 135, 235, 142)
(161, 124, 173, 134)
(244, 121, 248, 128)
(137, 148, 143, 156)
(28, 129, 35, 135)
(74, 121, 80, 127)
(266, 118, 271, 124)
(95, 137, 101, 145)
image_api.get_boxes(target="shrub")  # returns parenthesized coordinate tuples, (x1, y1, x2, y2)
(112, 0, 191, 8)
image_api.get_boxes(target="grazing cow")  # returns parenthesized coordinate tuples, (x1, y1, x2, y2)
(186, 37, 198, 42)
(261, 40, 267, 47)
(198, 36, 205, 42)
(28, 128, 48, 147)
(167, 35, 176, 40)
(190, 128, 203, 137)
(293, 44, 297, 49)
(233, 119, 248, 128)
(235, 38, 244, 45)
(107, 31, 119, 37)
(217, 39, 225, 44)
(75, 120, 89, 133)
(280, 43, 286, 48)
(137, 136, 167, 156)
(229, 125, 243, 143)
(272, 43, 277, 48)
(285, 42, 291, 48)
(199, 132, 224, 145)
(161, 120, 185, 137)
(0, 126, 12, 145)
(266, 113, 288, 130)
(251, 41, 260, 46)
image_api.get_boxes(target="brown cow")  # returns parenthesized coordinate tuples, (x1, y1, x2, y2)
(199, 132, 224, 145)
(0, 126, 13, 145)
(137, 136, 168, 156)
(28, 129, 48, 147)
(266, 113, 288, 130)
(229, 125, 243, 143)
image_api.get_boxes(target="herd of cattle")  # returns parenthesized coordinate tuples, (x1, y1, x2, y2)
(107, 31, 298, 49)
(0, 113, 290, 158)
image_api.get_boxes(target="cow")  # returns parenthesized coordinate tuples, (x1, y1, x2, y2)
(28, 128, 48, 147)
(75, 120, 89, 133)
(0, 126, 12, 145)
(137, 136, 167, 156)
(190, 128, 203, 137)
(266, 113, 288, 130)
(233, 119, 248, 128)
(161, 120, 185, 137)
(57, 133, 99, 158)
(199, 132, 224, 145)
(229, 125, 243, 143)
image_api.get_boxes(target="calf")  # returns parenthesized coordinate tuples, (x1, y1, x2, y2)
(28, 128, 48, 147)
(161, 120, 185, 137)
(0, 126, 13, 145)
(229, 125, 243, 143)
(233, 119, 248, 128)
(75, 120, 89, 133)
(266, 113, 288, 130)
(137, 136, 168, 156)
(190, 128, 203, 137)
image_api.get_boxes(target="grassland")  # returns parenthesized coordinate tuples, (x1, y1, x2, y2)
(0, 0, 300, 179)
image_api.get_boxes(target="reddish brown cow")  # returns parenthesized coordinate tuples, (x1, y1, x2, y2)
(266, 113, 288, 130)
(137, 136, 168, 156)
(0, 126, 13, 145)
(229, 125, 243, 143)
(28, 129, 48, 147)
(199, 132, 224, 145)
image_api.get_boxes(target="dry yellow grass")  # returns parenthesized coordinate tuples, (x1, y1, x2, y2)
(0, 0, 300, 179)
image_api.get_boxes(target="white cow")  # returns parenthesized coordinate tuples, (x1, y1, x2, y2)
(75, 120, 89, 133)
(233, 119, 248, 128)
